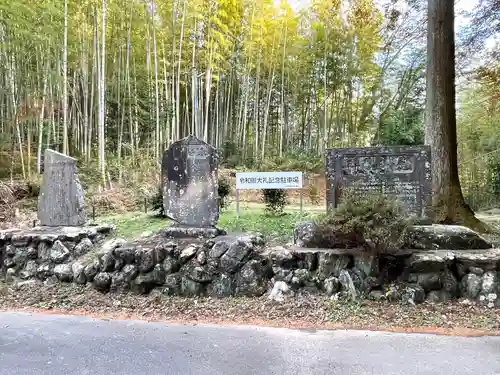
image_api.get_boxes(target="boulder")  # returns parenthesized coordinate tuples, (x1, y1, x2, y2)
(338, 269, 357, 300)
(401, 285, 426, 305)
(317, 252, 350, 280)
(461, 273, 482, 299)
(220, 239, 252, 273)
(93, 272, 112, 292)
(404, 225, 492, 250)
(54, 264, 73, 282)
(235, 259, 269, 297)
(268, 281, 292, 302)
(74, 238, 93, 257)
(293, 221, 364, 249)
(50, 241, 70, 264)
(209, 274, 234, 298)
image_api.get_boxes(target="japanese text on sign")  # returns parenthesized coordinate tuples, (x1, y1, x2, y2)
(236, 171, 303, 190)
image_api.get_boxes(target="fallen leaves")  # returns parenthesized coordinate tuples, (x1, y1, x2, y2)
(0, 281, 499, 336)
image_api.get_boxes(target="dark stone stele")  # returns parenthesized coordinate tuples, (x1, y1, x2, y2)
(325, 146, 431, 217)
(38, 149, 87, 226)
(161, 135, 223, 238)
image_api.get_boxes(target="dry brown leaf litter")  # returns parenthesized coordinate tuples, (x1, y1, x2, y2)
(0, 281, 499, 336)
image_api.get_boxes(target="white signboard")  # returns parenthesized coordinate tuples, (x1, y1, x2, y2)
(236, 171, 303, 190)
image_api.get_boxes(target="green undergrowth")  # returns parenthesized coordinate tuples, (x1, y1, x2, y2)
(98, 209, 318, 241)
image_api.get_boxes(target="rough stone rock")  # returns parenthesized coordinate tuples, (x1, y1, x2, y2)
(323, 277, 340, 296)
(19, 260, 38, 279)
(74, 238, 93, 257)
(317, 252, 350, 280)
(196, 250, 207, 265)
(36, 264, 53, 279)
(162, 256, 180, 274)
(163, 273, 182, 295)
(461, 273, 482, 299)
(271, 266, 293, 282)
(135, 248, 155, 273)
(114, 245, 136, 265)
(291, 269, 310, 288)
(401, 285, 426, 305)
(235, 260, 269, 297)
(72, 262, 86, 284)
(37, 242, 51, 261)
(97, 248, 115, 272)
(50, 240, 70, 263)
(27, 246, 38, 259)
(101, 238, 127, 253)
(386, 284, 402, 302)
(209, 240, 229, 259)
(404, 225, 492, 250)
(479, 293, 498, 308)
(405, 252, 450, 273)
(3, 257, 15, 269)
(209, 274, 234, 298)
(408, 272, 442, 292)
(181, 276, 205, 296)
(132, 273, 157, 294)
(153, 244, 168, 264)
(338, 269, 357, 300)
(220, 240, 252, 273)
(441, 268, 459, 298)
(481, 271, 498, 294)
(268, 246, 295, 268)
(293, 221, 317, 247)
(455, 249, 500, 272)
(12, 248, 29, 268)
(186, 266, 212, 283)
(110, 264, 138, 292)
(353, 253, 379, 277)
(93, 272, 112, 292)
(180, 245, 198, 263)
(54, 264, 73, 282)
(5, 245, 16, 256)
(469, 267, 484, 276)
(268, 281, 292, 302)
(5, 268, 16, 283)
(426, 290, 450, 303)
(84, 261, 99, 282)
(152, 264, 167, 285)
(37, 149, 87, 226)
(368, 290, 385, 301)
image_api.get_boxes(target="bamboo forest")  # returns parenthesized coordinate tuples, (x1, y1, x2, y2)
(0, 0, 499, 214)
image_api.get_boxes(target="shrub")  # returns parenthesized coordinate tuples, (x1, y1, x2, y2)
(308, 184, 320, 205)
(263, 188, 287, 215)
(316, 188, 414, 254)
(151, 185, 164, 217)
(218, 176, 232, 210)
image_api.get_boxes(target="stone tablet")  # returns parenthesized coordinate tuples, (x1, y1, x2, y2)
(325, 146, 431, 217)
(161, 135, 220, 227)
(38, 149, 87, 226)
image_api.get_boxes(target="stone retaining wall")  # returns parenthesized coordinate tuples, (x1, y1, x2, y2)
(0, 225, 114, 283)
(1, 227, 499, 307)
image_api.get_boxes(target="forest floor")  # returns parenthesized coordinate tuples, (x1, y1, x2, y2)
(0, 281, 499, 336)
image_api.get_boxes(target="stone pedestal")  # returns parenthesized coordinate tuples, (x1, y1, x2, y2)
(160, 224, 226, 239)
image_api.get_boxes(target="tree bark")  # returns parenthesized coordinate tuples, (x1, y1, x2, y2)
(425, 0, 487, 231)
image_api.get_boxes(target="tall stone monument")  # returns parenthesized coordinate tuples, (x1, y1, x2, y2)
(161, 135, 223, 237)
(325, 146, 431, 217)
(38, 149, 87, 226)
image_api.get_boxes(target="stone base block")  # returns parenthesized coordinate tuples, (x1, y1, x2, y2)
(160, 225, 226, 239)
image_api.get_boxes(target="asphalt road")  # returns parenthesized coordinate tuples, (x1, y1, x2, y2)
(0, 312, 499, 375)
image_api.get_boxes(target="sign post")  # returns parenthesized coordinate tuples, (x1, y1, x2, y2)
(235, 171, 304, 218)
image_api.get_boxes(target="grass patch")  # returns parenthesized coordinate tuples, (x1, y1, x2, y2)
(98, 209, 318, 241)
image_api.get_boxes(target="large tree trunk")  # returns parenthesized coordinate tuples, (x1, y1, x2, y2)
(425, 0, 487, 231)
